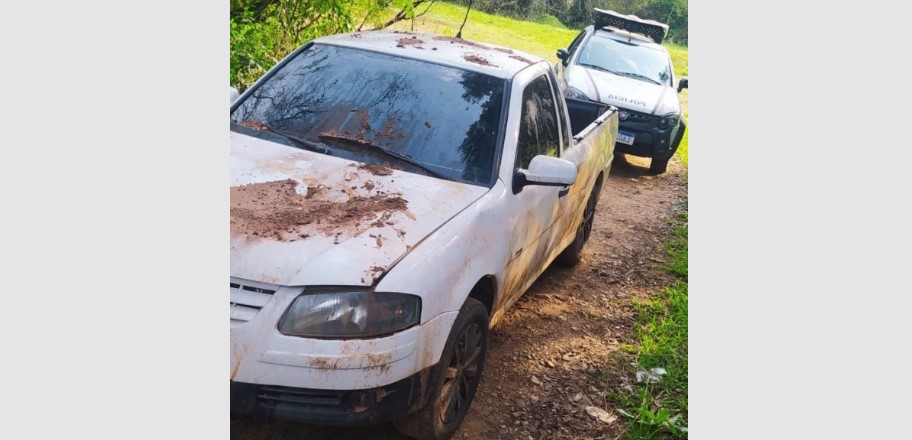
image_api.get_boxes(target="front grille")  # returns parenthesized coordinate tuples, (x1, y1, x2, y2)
(618, 108, 653, 123)
(230, 279, 277, 323)
(258, 385, 345, 408)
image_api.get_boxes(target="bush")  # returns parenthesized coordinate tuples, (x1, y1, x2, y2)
(230, 1, 435, 90)
(230, 18, 281, 90)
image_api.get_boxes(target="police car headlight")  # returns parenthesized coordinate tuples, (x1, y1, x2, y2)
(567, 87, 591, 101)
(658, 114, 679, 129)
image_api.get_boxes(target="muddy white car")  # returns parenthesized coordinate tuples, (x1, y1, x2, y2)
(229, 31, 618, 439)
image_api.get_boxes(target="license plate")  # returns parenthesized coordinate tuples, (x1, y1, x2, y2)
(617, 131, 635, 145)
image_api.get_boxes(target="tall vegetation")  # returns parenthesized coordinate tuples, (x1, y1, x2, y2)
(459, 0, 687, 43)
(230, 0, 439, 89)
(229, 0, 688, 89)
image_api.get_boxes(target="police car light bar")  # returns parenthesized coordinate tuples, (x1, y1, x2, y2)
(593, 8, 669, 44)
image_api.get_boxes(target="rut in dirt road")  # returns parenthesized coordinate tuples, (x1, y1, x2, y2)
(230, 155, 688, 440)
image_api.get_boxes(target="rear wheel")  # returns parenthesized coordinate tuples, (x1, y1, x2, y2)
(394, 298, 488, 440)
(556, 181, 601, 267)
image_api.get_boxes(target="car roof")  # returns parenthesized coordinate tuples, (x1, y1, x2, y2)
(314, 31, 548, 79)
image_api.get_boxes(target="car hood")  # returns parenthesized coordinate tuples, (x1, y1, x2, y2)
(566, 64, 670, 114)
(230, 131, 489, 286)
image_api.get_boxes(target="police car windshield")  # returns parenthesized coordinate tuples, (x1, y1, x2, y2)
(576, 33, 672, 87)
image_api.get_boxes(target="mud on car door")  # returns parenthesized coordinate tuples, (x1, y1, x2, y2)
(500, 73, 566, 311)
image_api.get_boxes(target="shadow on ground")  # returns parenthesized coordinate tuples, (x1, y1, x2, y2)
(231, 417, 409, 440)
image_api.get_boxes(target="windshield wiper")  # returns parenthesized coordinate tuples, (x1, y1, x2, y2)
(613, 71, 662, 85)
(232, 120, 331, 155)
(578, 63, 621, 75)
(318, 132, 447, 180)
(578, 64, 662, 85)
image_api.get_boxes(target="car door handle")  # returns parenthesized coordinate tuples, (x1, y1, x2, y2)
(558, 186, 570, 198)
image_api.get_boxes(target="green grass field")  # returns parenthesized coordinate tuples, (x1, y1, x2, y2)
(389, 4, 577, 65)
(389, 2, 688, 167)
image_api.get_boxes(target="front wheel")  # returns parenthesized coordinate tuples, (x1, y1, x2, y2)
(649, 157, 669, 174)
(556, 181, 601, 267)
(394, 298, 488, 440)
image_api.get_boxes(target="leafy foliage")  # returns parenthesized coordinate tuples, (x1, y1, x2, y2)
(230, 0, 435, 89)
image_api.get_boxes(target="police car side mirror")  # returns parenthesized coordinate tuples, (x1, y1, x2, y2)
(677, 77, 688, 93)
(556, 48, 570, 66)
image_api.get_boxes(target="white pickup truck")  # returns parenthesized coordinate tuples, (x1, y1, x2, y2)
(229, 31, 618, 440)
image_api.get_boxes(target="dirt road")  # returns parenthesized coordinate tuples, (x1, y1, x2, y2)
(231, 154, 688, 440)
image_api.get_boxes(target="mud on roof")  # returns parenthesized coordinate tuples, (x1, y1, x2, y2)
(463, 54, 496, 67)
(396, 36, 425, 47)
(316, 31, 545, 77)
(509, 54, 534, 65)
(433, 36, 491, 49)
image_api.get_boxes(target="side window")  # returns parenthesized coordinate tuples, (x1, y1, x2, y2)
(516, 75, 560, 170)
(550, 73, 571, 147)
(568, 30, 587, 56)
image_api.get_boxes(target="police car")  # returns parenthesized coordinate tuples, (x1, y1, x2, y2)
(555, 9, 687, 174)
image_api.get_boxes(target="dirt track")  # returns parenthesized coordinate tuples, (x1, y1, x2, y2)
(231, 154, 688, 440)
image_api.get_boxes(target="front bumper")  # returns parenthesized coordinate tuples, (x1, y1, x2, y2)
(231, 309, 458, 391)
(613, 108, 684, 160)
(230, 277, 459, 390)
(231, 366, 434, 425)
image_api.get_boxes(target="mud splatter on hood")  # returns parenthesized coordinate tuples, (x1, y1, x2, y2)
(230, 131, 489, 286)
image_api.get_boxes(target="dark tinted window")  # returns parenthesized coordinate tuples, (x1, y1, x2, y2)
(568, 30, 587, 55)
(231, 44, 506, 186)
(516, 75, 560, 170)
(576, 33, 672, 86)
(550, 73, 571, 146)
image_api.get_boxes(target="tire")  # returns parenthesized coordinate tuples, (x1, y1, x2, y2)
(649, 157, 669, 174)
(394, 298, 489, 440)
(651, 124, 684, 175)
(556, 181, 602, 267)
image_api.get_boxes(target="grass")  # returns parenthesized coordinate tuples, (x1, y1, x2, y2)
(388, 2, 579, 65)
(612, 206, 688, 439)
(676, 118, 689, 168)
(390, 3, 689, 167)
(664, 43, 689, 167)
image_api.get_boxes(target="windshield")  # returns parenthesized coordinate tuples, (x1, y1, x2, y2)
(575, 33, 672, 86)
(231, 43, 507, 186)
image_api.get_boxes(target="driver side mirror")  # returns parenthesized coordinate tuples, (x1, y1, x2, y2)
(677, 77, 688, 93)
(556, 48, 570, 66)
(513, 155, 577, 193)
(230, 87, 240, 105)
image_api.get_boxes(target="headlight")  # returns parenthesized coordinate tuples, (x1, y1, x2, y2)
(567, 86, 591, 101)
(658, 114, 679, 129)
(278, 291, 421, 338)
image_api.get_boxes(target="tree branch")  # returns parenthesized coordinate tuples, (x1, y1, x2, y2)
(415, 0, 437, 18)
(375, 0, 432, 30)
